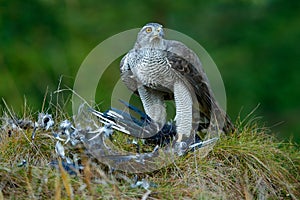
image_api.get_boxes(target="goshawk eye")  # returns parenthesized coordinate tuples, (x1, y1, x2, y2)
(145, 27, 152, 33)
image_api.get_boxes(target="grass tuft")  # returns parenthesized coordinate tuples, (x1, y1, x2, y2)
(0, 107, 299, 199)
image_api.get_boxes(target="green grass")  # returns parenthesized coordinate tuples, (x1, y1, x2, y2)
(0, 109, 299, 200)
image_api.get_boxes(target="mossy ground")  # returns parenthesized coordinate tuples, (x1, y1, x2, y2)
(0, 108, 299, 200)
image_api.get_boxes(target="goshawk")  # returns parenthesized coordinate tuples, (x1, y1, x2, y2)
(120, 23, 234, 147)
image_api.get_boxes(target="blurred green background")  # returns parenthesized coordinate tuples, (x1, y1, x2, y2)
(0, 0, 299, 142)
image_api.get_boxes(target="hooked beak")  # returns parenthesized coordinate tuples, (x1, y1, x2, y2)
(152, 27, 164, 41)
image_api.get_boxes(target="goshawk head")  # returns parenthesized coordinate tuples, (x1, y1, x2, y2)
(134, 23, 165, 49)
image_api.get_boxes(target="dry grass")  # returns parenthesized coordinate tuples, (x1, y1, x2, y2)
(0, 109, 299, 200)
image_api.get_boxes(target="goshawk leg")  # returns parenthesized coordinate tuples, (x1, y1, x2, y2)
(138, 86, 167, 127)
(173, 81, 193, 142)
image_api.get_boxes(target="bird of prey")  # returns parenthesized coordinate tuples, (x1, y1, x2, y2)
(120, 23, 234, 150)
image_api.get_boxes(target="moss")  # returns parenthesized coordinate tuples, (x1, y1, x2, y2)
(0, 111, 299, 199)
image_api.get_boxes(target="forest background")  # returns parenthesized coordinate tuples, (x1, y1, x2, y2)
(1, 0, 299, 142)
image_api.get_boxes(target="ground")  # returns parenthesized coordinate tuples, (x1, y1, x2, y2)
(0, 109, 299, 200)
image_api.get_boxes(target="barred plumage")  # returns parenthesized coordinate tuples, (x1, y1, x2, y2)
(120, 23, 234, 153)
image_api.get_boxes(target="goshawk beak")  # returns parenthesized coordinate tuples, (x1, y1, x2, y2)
(152, 27, 164, 40)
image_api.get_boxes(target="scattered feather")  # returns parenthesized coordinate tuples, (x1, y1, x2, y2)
(50, 160, 84, 176)
(37, 113, 54, 130)
(17, 159, 27, 167)
(55, 141, 65, 159)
